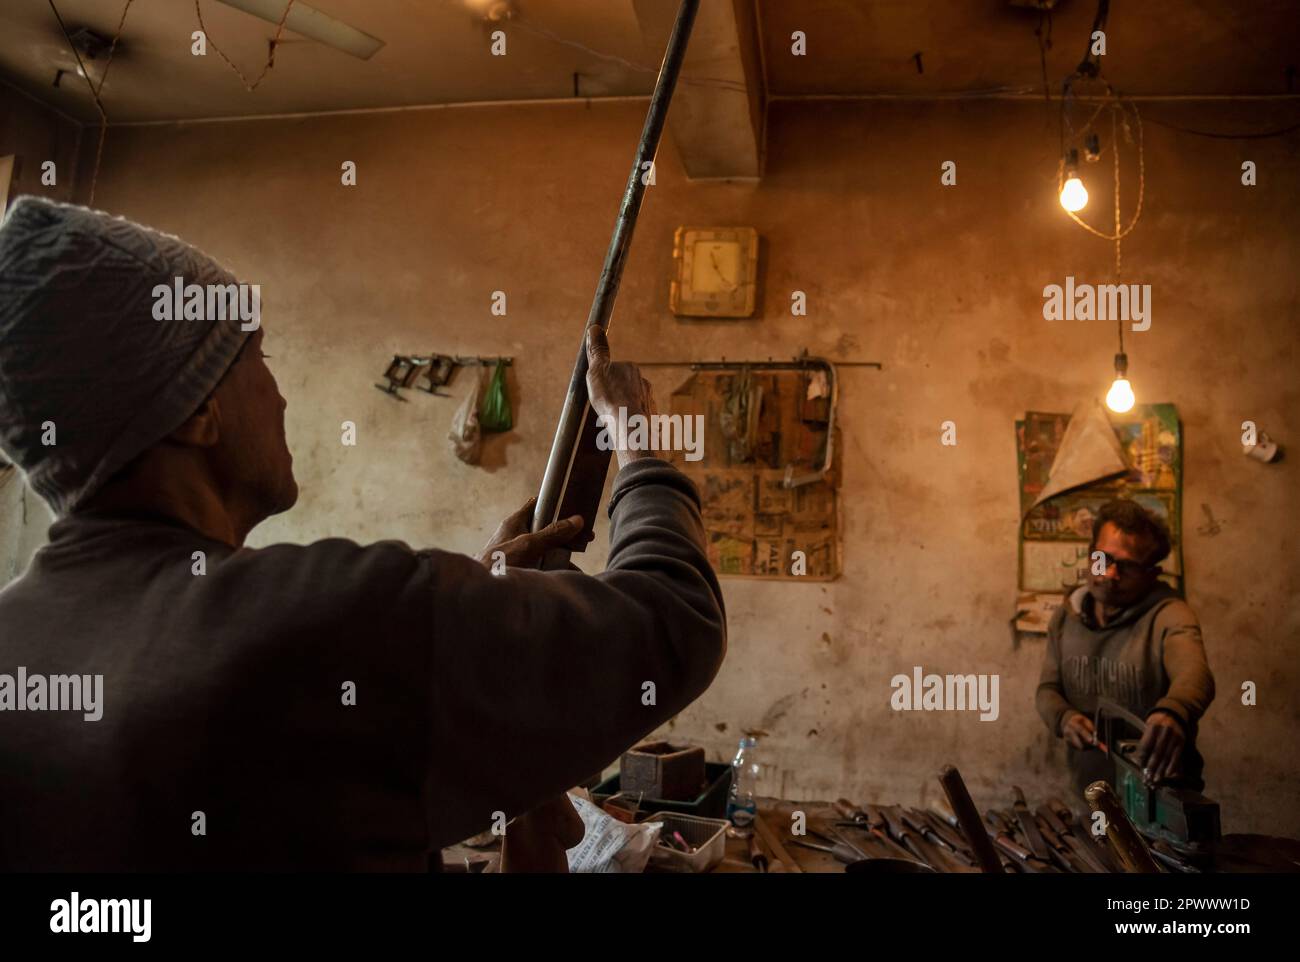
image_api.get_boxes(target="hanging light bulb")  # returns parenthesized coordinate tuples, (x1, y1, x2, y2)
(1106, 352, 1135, 413)
(1059, 148, 1088, 213)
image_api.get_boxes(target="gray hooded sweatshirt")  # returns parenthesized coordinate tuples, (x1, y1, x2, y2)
(0, 458, 726, 870)
(1036, 583, 1215, 794)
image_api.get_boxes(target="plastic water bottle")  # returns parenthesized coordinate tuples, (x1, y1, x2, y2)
(727, 736, 759, 827)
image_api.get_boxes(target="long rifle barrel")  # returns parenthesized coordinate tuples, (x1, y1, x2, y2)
(532, 0, 700, 546)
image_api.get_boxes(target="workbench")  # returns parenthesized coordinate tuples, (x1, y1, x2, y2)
(442, 793, 1300, 874)
(711, 798, 845, 873)
(442, 797, 867, 873)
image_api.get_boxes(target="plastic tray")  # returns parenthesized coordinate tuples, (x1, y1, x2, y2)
(592, 761, 732, 819)
(645, 811, 729, 873)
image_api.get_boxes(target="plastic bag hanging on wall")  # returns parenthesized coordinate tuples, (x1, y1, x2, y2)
(479, 360, 513, 434)
(449, 367, 486, 464)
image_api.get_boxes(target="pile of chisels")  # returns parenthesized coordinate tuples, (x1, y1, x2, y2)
(788, 767, 1201, 873)
(813, 796, 1118, 873)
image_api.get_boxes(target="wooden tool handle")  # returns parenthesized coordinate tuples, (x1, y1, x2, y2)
(878, 804, 909, 840)
(753, 812, 804, 874)
(994, 833, 1033, 861)
(1046, 796, 1075, 824)
(939, 765, 1004, 874)
(748, 834, 769, 872)
(1036, 803, 1070, 837)
(1085, 781, 1161, 874)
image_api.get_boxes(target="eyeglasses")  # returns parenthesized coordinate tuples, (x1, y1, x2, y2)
(1093, 551, 1156, 578)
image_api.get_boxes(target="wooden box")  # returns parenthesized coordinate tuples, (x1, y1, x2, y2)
(620, 741, 706, 802)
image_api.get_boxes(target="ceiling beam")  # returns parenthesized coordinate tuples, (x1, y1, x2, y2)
(632, 0, 764, 180)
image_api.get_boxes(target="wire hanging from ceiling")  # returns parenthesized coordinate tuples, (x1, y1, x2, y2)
(1055, 0, 1143, 288)
(46, 0, 134, 206)
(1141, 115, 1300, 139)
(508, 12, 749, 95)
(194, 0, 299, 92)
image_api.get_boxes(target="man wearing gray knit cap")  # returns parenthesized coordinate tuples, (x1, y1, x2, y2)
(0, 197, 726, 871)
(0, 195, 295, 532)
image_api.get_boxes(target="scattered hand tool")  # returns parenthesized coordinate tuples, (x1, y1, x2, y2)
(859, 803, 929, 861)
(889, 807, 971, 871)
(995, 808, 1023, 834)
(877, 805, 942, 869)
(917, 809, 973, 856)
(1035, 803, 1070, 839)
(1047, 796, 1121, 873)
(831, 804, 899, 858)
(1085, 780, 1162, 874)
(1032, 811, 1090, 873)
(821, 824, 872, 862)
(747, 834, 769, 872)
(1034, 806, 1107, 873)
(790, 829, 867, 866)
(833, 798, 863, 821)
(752, 812, 803, 874)
(938, 765, 1004, 874)
(984, 808, 1016, 837)
(1149, 840, 1200, 874)
(1012, 786, 1053, 860)
(903, 808, 974, 866)
(991, 831, 1057, 873)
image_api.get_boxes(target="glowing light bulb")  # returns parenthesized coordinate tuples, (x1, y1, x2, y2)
(1106, 352, 1135, 412)
(1060, 175, 1088, 212)
(1106, 376, 1135, 413)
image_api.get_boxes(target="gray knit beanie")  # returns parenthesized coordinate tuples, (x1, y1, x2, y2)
(0, 196, 252, 517)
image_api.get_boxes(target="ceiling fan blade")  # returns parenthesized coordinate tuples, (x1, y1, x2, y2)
(215, 0, 385, 60)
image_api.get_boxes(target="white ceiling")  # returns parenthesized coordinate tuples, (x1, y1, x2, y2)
(3, 0, 1298, 125)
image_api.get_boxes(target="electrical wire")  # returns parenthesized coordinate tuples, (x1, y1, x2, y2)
(510, 14, 748, 95)
(1035, 8, 1053, 104)
(46, 0, 134, 206)
(194, 0, 298, 92)
(1058, 84, 1145, 250)
(1053, 0, 1142, 363)
(1141, 115, 1300, 139)
(1075, 0, 1110, 77)
(92, 0, 132, 99)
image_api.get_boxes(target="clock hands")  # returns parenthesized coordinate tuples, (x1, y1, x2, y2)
(709, 249, 738, 292)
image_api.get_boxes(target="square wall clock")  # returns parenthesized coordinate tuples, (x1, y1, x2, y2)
(670, 226, 759, 318)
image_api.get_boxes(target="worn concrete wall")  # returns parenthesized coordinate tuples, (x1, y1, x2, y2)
(0, 81, 81, 203)
(5, 96, 1296, 834)
(0, 83, 79, 579)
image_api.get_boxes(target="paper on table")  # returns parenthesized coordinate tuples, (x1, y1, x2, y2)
(565, 794, 663, 873)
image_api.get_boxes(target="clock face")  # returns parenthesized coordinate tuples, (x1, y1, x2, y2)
(690, 241, 741, 294)
(671, 227, 758, 318)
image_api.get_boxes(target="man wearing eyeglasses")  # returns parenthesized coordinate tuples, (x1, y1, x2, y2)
(1036, 499, 1215, 797)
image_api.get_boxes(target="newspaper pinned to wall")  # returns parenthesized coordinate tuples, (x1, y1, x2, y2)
(1014, 401, 1183, 634)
